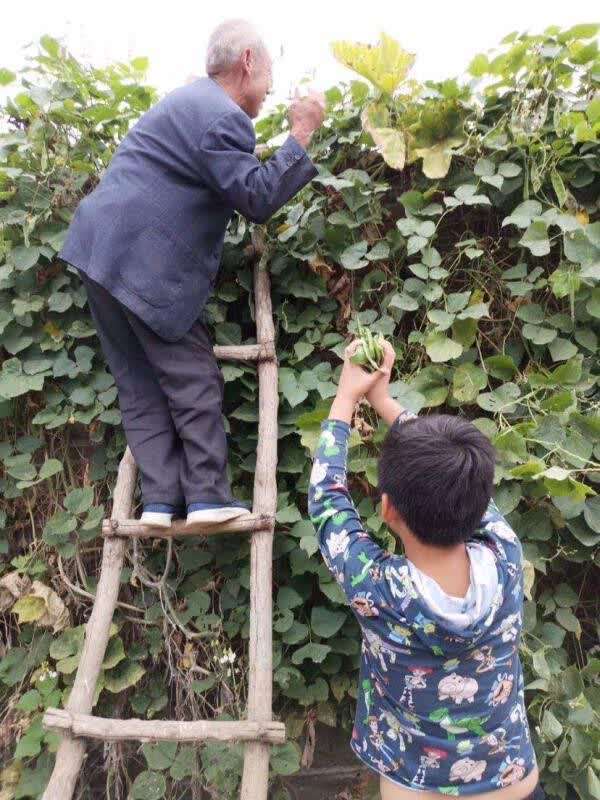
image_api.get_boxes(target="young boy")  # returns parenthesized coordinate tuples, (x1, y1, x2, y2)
(308, 340, 541, 800)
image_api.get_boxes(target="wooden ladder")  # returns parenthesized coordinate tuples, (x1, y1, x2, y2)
(42, 250, 280, 800)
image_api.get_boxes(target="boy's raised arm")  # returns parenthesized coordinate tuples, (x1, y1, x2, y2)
(307, 341, 409, 628)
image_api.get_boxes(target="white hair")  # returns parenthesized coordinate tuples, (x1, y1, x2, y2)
(205, 19, 268, 75)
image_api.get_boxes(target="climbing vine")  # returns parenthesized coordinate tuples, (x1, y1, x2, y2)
(0, 24, 599, 800)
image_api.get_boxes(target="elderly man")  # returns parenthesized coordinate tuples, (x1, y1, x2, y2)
(60, 20, 324, 527)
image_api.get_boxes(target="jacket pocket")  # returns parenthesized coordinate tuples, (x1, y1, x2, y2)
(120, 223, 193, 309)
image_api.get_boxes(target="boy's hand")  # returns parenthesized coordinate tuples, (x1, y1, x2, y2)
(329, 340, 390, 424)
(365, 341, 408, 426)
(365, 340, 396, 409)
(339, 340, 390, 401)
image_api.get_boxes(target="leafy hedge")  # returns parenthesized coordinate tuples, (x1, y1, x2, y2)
(0, 25, 599, 800)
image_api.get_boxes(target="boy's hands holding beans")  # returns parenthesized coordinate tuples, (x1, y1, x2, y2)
(329, 338, 397, 424)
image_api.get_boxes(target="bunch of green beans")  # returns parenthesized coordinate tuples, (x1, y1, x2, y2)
(350, 323, 385, 372)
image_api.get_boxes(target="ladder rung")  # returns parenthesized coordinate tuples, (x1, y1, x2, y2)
(213, 342, 275, 362)
(43, 709, 286, 744)
(102, 513, 274, 539)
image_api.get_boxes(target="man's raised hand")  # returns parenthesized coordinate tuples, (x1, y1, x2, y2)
(289, 89, 325, 149)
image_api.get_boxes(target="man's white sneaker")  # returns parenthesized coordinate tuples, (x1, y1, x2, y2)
(185, 505, 252, 526)
(140, 504, 177, 528)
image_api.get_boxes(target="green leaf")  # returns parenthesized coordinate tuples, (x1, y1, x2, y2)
(498, 161, 521, 178)
(584, 496, 600, 533)
(548, 337, 578, 362)
(64, 487, 94, 515)
(555, 607, 581, 636)
(522, 324, 557, 346)
(104, 661, 145, 693)
(425, 333, 463, 363)
(0, 68, 16, 86)
(468, 53, 489, 76)
(519, 221, 550, 257)
(588, 768, 600, 800)
(278, 369, 308, 408)
(277, 586, 304, 610)
(541, 710, 563, 741)
(339, 240, 369, 270)
(12, 595, 47, 624)
(484, 355, 517, 380)
(270, 741, 301, 777)
(291, 643, 331, 665)
(451, 364, 487, 403)
(36, 459, 64, 482)
(502, 200, 542, 229)
(142, 741, 178, 771)
(476, 383, 521, 414)
(310, 606, 347, 638)
(130, 770, 166, 800)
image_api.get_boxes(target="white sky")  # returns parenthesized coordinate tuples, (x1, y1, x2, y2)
(2, 0, 599, 108)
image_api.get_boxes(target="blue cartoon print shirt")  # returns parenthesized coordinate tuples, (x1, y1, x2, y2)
(308, 417, 537, 795)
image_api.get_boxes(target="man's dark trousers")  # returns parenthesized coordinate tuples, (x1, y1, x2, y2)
(81, 273, 232, 509)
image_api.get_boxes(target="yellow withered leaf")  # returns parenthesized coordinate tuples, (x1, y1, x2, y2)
(362, 103, 406, 170)
(331, 34, 415, 96)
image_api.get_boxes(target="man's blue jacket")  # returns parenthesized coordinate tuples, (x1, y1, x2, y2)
(59, 76, 318, 340)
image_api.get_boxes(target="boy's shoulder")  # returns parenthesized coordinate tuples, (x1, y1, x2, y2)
(475, 500, 523, 567)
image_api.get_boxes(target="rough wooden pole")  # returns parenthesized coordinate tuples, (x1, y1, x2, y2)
(240, 253, 279, 800)
(42, 448, 137, 800)
(44, 710, 286, 744)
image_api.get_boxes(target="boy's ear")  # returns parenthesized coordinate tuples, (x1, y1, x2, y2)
(381, 493, 393, 524)
(381, 493, 403, 528)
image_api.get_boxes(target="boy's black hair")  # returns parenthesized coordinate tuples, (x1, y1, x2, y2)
(378, 414, 496, 547)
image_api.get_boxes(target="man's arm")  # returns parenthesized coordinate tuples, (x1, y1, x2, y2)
(196, 109, 318, 224)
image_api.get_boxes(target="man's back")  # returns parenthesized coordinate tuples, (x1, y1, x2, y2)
(60, 77, 317, 340)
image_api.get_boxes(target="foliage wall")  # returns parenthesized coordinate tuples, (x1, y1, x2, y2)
(0, 25, 599, 800)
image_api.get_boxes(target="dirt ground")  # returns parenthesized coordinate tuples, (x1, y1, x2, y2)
(276, 725, 381, 800)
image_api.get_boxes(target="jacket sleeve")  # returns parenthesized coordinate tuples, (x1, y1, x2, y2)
(195, 109, 318, 224)
(308, 419, 415, 634)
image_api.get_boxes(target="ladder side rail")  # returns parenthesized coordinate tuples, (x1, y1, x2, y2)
(240, 251, 279, 800)
(42, 448, 137, 800)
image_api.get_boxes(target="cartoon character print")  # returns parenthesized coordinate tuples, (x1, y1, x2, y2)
(483, 585, 504, 628)
(509, 701, 530, 743)
(412, 747, 448, 786)
(413, 612, 436, 636)
(317, 427, 341, 457)
(310, 458, 328, 486)
(449, 757, 487, 784)
(384, 564, 419, 612)
(366, 715, 399, 769)
(400, 666, 433, 710)
(372, 756, 402, 774)
(379, 710, 425, 753)
(351, 592, 379, 618)
(487, 518, 518, 543)
(438, 673, 479, 705)
(493, 756, 527, 787)
(351, 552, 376, 587)
(388, 623, 412, 647)
(482, 727, 522, 756)
(487, 673, 514, 707)
(326, 528, 350, 560)
(429, 708, 489, 741)
(470, 644, 514, 674)
(363, 627, 400, 672)
(361, 679, 373, 715)
(492, 611, 521, 643)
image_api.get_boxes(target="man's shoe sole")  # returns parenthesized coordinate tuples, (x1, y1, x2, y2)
(185, 507, 252, 526)
(140, 512, 173, 528)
